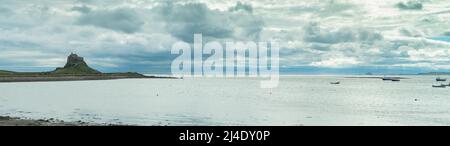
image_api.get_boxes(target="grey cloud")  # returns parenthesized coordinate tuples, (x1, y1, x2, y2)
(229, 2, 253, 13)
(77, 0, 93, 3)
(399, 27, 424, 37)
(303, 22, 383, 44)
(318, 1, 357, 17)
(77, 8, 144, 34)
(0, 7, 11, 14)
(309, 43, 331, 51)
(396, 0, 423, 10)
(444, 32, 450, 37)
(154, 2, 263, 42)
(155, 3, 232, 42)
(0, 40, 40, 50)
(71, 5, 92, 13)
(287, 1, 357, 17)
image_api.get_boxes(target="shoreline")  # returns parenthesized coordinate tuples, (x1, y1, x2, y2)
(0, 75, 177, 83)
(0, 116, 113, 126)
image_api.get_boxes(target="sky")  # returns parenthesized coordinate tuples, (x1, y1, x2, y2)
(0, 0, 450, 74)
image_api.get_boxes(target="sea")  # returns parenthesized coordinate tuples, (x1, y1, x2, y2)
(0, 75, 449, 126)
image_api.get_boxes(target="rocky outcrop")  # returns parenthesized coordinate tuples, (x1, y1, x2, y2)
(52, 53, 101, 74)
(65, 53, 85, 68)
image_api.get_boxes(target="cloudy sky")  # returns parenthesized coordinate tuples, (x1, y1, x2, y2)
(1, 0, 450, 74)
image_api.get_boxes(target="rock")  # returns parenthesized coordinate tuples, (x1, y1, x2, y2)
(52, 53, 101, 74)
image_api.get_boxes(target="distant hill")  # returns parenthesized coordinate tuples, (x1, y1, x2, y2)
(418, 72, 450, 75)
(51, 53, 101, 74)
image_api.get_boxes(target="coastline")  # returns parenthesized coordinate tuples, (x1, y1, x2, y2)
(0, 74, 177, 83)
(0, 53, 177, 83)
(344, 76, 410, 79)
(0, 116, 111, 126)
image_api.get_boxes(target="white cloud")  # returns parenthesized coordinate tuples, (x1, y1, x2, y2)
(310, 57, 361, 68)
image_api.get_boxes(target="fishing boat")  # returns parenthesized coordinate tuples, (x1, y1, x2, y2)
(382, 75, 399, 81)
(382, 76, 392, 81)
(436, 77, 447, 82)
(330, 81, 340, 84)
(432, 84, 446, 88)
(391, 79, 400, 82)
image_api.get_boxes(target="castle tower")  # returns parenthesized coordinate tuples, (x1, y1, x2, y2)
(65, 53, 85, 68)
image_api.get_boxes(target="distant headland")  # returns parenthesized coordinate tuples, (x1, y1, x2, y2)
(0, 53, 174, 82)
(417, 72, 450, 75)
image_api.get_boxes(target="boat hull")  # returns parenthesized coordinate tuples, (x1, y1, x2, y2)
(432, 85, 446, 88)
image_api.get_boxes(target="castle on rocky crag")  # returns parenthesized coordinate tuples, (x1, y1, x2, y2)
(52, 53, 101, 74)
(64, 53, 85, 68)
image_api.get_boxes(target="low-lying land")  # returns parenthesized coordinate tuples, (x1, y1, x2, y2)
(345, 76, 410, 79)
(0, 53, 175, 82)
(0, 72, 174, 82)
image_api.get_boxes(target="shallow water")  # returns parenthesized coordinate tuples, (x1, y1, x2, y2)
(0, 75, 449, 125)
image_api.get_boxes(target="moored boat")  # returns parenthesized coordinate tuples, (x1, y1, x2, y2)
(330, 81, 340, 84)
(432, 84, 446, 88)
(382, 77, 392, 81)
(436, 77, 447, 82)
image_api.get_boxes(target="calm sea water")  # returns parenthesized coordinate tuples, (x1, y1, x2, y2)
(0, 75, 449, 126)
